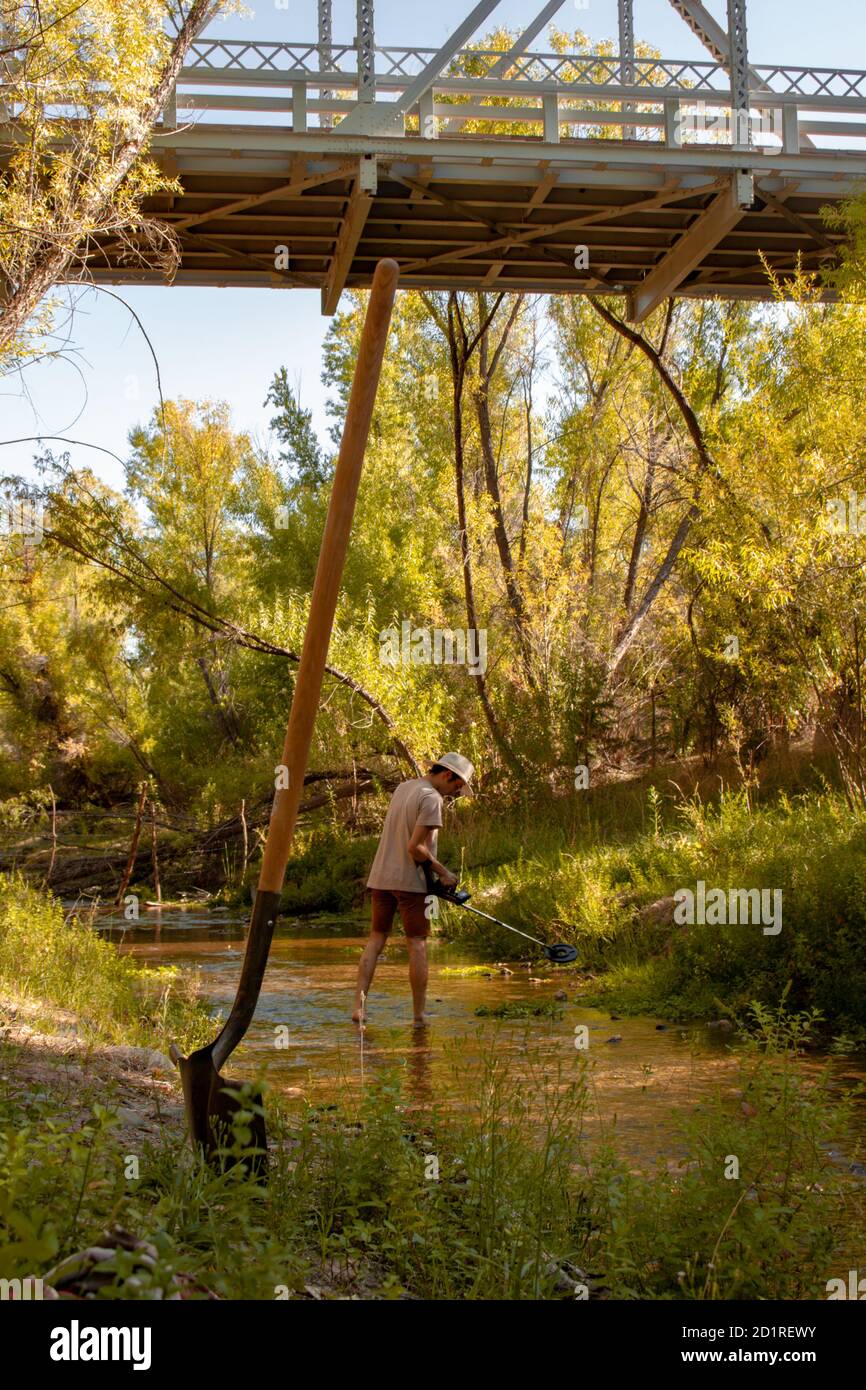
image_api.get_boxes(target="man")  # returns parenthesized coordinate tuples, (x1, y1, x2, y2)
(353, 752, 474, 1028)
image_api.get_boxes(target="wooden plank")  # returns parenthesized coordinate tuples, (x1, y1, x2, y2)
(757, 185, 837, 250)
(628, 185, 744, 322)
(321, 179, 373, 314)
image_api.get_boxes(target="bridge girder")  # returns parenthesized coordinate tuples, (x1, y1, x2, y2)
(14, 14, 862, 315)
(93, 131, 851, 316)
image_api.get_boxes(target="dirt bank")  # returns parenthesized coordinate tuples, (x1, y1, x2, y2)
(0, 993, 185, 1144)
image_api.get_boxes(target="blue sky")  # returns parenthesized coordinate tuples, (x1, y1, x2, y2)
(3, 0, 863, 493)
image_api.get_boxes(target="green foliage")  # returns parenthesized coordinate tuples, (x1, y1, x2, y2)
(0, 874, 211, 1051)
(264, 368, 329, 490)
(281, 829, 377, 914)
(590, 1004, 864, 1299)
(6, 270, 866, 814)
(1, 1010, 859, 1301)
(439, 783, 866, 1034)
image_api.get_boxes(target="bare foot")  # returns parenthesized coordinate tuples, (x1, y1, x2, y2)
(352, 1007, 365, 1024)
(412, 1014, 430, 1029)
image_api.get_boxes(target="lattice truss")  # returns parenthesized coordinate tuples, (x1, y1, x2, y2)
(182, 40, 866, 102)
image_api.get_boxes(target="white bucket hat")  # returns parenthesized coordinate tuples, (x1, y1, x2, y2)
(434, 751, 475, 790)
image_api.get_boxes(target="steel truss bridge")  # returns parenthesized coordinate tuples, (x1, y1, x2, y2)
(31, 1, 866, 317)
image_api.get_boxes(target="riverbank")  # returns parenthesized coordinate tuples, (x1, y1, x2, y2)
(5, 772, 866, 1042)
(2, 881, 865, 1301)
(444, 787, 866, 1042)
(283, 778, 866, 1042)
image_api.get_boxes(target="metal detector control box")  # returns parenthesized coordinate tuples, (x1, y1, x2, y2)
(423, 863, 471, 904)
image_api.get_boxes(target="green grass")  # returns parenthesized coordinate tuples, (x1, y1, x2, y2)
(440, 964, 499, 977)
(0, 873, 212, 1052)
(0, 1003, 862, 1300)
(436, 788, 866, 1032)
(474, 1000, 564, 1019)
(0, 872, 862, 1300)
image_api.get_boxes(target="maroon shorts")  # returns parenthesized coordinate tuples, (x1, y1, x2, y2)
(370, 888, 431, 939)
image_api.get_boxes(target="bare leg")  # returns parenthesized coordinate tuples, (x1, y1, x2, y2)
(353, 930, 388, 1022)
(407, 937, 429, 1026)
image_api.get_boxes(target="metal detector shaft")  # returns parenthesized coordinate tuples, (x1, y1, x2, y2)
(422, 862, 577, 963)
(448, 898, 549, 950)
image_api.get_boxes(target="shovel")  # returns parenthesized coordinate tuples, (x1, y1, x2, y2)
(423, 864, 578, 964)
(170, 259, 400, 1171)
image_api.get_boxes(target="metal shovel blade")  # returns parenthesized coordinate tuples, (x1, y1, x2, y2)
(170, 888, 280, 1175)
(170, 1044, 268, 1177)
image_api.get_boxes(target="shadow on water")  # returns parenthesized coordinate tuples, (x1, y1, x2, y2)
(97, 907, 866, 1168)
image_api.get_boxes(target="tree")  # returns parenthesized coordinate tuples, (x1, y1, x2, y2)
(264, 368, 328, 491)
(0, 0, 221, 361)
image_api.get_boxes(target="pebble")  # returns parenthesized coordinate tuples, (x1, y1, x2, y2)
(116, 1107, 144, 1126)
(553, 990, 568, 1002)
(106, 1046, 174, 1072)
(605, 1035, 623, 1044)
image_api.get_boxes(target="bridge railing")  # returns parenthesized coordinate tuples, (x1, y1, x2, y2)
(4, 39, 865, 152)
(163, 41, 866, 153)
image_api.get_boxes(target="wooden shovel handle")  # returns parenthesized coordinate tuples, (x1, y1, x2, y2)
(259, 257, 399, 892)
(204, 260, 399, 1075)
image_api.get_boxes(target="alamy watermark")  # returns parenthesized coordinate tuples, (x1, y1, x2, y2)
(49, 1321, 151, 1370)
(674, 102, 782, 151)
(826, 1269, 866, 1299)
(1, 1276, 43, 1300)
(379, 621, 487, 676)
(673, 881, 782, 936)
(0, 491, 44, 543)
(826, 492, 866, 535)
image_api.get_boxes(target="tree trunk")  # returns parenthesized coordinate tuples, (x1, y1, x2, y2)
(474, 325, 535, 687)
(150, 798, 162, 904)
(588, 297, 716, 681)
(446, 297, 524, 774)
(115, 784, 148, 909)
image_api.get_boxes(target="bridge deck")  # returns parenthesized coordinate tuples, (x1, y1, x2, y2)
(49, 36, 866, 316)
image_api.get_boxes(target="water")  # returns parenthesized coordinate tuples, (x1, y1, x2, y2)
(100, 906, 866, 1168)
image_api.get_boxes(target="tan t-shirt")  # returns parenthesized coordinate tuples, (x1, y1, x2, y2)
(367, 776, 444, 893)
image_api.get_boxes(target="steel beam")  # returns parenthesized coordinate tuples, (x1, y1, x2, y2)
(618, 0, 636, 141)
(627, 179, 745, 322)
(668, 0, 815, 151)
(338, 0, 502, 135)
(319, 0, 333, 130)
(150, 125, 866, 179)
(488, 0, 569, 77)
(357, 0, 376, 104)
(727, 0, 749, 149)
(392, 0, 503, 117)
(667, 0, 729, 63)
